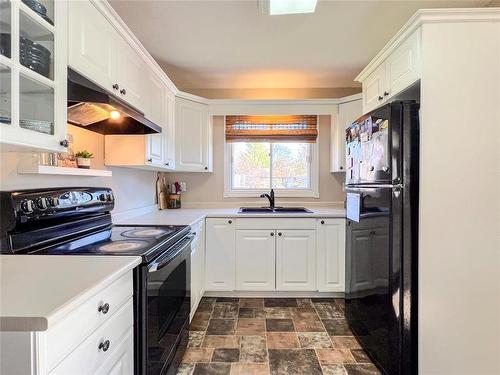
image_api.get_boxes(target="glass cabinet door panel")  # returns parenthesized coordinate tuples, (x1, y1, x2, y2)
(19, 73, 54, 134)
(0, 0, 11, 58)
(21, 0, 54, 26)
(0, 64, 11, 124)
(19, 9, 53, 80)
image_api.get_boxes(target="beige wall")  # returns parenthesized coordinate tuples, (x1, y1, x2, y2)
(184, 87, 361, 100)
(163, 115, 345, 205)
(0, 125, 157, 214)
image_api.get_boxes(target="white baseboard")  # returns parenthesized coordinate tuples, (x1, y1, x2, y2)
(203, 291, 345, 298)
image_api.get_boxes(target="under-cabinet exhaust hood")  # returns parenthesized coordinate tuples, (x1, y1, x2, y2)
(67, 68, 161, 135)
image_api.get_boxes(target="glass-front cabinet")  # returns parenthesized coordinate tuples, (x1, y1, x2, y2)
(0, 0, 67, 152)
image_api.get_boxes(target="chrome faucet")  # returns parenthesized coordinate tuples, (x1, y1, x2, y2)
(260, 189, 275, 208)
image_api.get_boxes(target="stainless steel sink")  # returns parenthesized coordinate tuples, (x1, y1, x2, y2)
(238, 207, 313, 213)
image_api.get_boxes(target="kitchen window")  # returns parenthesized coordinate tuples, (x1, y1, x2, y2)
(224, 115, 319, 198)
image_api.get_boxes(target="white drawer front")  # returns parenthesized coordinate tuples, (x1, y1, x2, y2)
(235, 218, 316, 230)
(95, 328, 134, 375)
(46, 272, 133, 371)
(50, 298, 133, 375)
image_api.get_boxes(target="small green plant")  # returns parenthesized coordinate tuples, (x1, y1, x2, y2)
(75, 150, 94, 159)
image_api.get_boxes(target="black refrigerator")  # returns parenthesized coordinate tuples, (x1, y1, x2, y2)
(345, 101, 419, 375)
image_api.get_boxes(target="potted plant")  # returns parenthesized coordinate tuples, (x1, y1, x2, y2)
(75, 150, 93, 169)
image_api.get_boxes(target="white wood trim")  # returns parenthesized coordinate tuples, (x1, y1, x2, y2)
(17, 165, 112, 177)
(223, 125, 320, 198)
(176, 90, 210, 105)
(203, 291, 344, 298)
(355, 7, 500, 82)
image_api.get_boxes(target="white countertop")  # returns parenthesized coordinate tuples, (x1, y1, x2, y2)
(116, 206, 346, 227)
(0, 255, 141, 332)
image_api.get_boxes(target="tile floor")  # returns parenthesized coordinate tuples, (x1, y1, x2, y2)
(177, 297, 381, 375)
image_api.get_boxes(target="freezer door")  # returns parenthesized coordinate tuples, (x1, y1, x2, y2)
(345, 185, 403, 374)
(345, 104, 402, 185)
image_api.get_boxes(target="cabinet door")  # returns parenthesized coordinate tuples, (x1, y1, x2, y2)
(205, 218, 235, 291)
(236, 230, 275, 291)
(163, 91, 176, 169)
(95, 329, 134, 375)
(276, 230, 316, 291)
(331, 99, 362, 172)
(175, 98, 210, 172)
(362, 64, 386, 114)
(68, 0, 115, 92)
(316, 219, 346, 292)
(385, 29, 421, 98)
(349, 229, 373, 292)
(191, 232, 201, 315)
(115, 36, 146, 112)
(145, 75, 164, 166)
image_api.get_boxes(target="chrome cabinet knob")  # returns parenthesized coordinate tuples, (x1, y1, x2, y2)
(120, 88, 127, 95)
(278, 232, 282, 236)
(98, 303, 110, 315)
(270, 232, 274, 236)
(98, 340, 110, 352)
(228, 220, 232, 224)
(112, 83, 119, 90)
(60, 139, 69, 147)
(321, 220, 325, 225)
(378, 96, 383, 101)
(384, 91, 390, 96)
(147, 158, 152, 162)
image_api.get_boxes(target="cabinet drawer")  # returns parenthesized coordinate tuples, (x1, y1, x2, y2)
(46, 272, 133, 371)
(236, 218, 316, 230)
(95, 327, 134, 375)
(50, 298, 133, 375)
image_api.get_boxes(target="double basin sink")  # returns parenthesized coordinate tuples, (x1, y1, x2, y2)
(239, 207, 313, 214)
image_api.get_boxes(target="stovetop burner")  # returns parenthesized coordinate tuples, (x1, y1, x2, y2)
(31, 224, 191, 263)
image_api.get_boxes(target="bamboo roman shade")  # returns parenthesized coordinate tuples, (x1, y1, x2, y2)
(225, 115, 318, 143)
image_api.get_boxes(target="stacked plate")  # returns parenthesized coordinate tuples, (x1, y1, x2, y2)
(0, 33, 11, 58)
(20, 36, 51, 78)
(22, 0, 54, 26)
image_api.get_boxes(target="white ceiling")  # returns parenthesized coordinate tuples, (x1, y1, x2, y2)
(110, 0, 491, 90)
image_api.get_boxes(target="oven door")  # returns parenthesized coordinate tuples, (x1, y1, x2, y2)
(138, 235, 193, 375)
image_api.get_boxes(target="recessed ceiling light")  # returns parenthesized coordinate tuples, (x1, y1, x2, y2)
(259, 0, 318, 16)
(109, 110, 121, 120)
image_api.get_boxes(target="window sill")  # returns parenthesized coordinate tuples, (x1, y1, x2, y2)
(224, 189, 319, 199)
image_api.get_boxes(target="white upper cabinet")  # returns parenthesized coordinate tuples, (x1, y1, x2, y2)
(68, 0, 115, 92)
(331, 97, 362, 172)
(359, 28, 421, 114)
(175, 97, 212, 172)
(145, 73, 165, 167)
(205, 218, 235, 291)
(316, 219, 346, 292)
(276, 230, 316, 291)
(0, 0, 68, 152)
(163, 91, 176, 169)
(68, 1, 147, 113)
(235, 230, 276, 291)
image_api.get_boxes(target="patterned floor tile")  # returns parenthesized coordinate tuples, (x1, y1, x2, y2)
(177, 363, 195, 375)
(315, 349, 356, 365)
(350, 350, 371, 363)
(238, 308, 255, 318)
(264, 298, 298, 307)
(293, 317, 326, 332)
(344, 363, 382, 375)
(331, 336, 361, 349)
(255, 307, 292, 319)
(240, 298, 264, 308)
(212, 348, 240, 363)
(296, 298, 313, 307)
(265, 319, 295, 332)
(268, 349, 322, 375)
(213, 303, 239, 319)
(322, 319, 353, 336)
(266, 332, 300, 349)
(230, 363, 270, 375)
(207, 319, 237, 335)
(240, 335, 268, 363)
(202, 335, 240, 349)
(193, 363, 231, 375)
(290, 307, 318, 319)
(236, 318, 266, 335)
(321, 364, 348, 375)
(188, 331, 206, 348)
(297, 332, 333, 348)
(314, 303, 344, 319)
(182, 348, 213, 363)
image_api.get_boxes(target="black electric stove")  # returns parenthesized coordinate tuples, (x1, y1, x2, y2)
(0, 187, 192, 375)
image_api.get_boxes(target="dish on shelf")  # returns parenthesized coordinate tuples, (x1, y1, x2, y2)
(19, 36, 51, 78)
(21, 0, 54, 26)
(0, 33, 11, 58)
(20, 118, 53, 134)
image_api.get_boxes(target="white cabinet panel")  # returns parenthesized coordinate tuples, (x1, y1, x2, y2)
(145, 74, 165, 167)
(316, 219, 346, 292)
(362, 64, 386, 114)
(205, 218, 235, 291)
(175, 98, 211, 172)
(191, 220, 205, 319)
(236, 230, 275, 291)
(163, 91, 176, 169)
(95, 329, 133, 375)
(276, 230, 316, 291)
(385, 29, 421, 98)
(68, 0, 115, 92)
(331, 99, 362, 172)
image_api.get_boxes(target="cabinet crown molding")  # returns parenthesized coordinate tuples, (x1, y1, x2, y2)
(355, 7, 500, 82)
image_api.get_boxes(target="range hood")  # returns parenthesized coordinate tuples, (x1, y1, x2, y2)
(67, 68, 161, 135)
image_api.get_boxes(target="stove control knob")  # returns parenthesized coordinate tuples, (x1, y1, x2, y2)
(99, 193, 106, 202)
(106, 193, 113, 202)
(21, 200, 34, 214)
(48, 197, 59, 207)
(35, 197, 48, 210)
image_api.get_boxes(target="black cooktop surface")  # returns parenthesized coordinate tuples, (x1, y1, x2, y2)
(32, 224, 190, 263)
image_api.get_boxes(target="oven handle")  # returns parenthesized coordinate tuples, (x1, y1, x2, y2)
(148, 234, 194, 273)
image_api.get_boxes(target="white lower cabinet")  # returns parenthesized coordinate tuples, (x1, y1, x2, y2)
(276, 230, 316, 291)
(236, 230, 276, 291)
(316, 219, 346, 292)
(0, 272, 134, 375)
(191, 219, 206, 319)
(205, 218, 236, 291)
